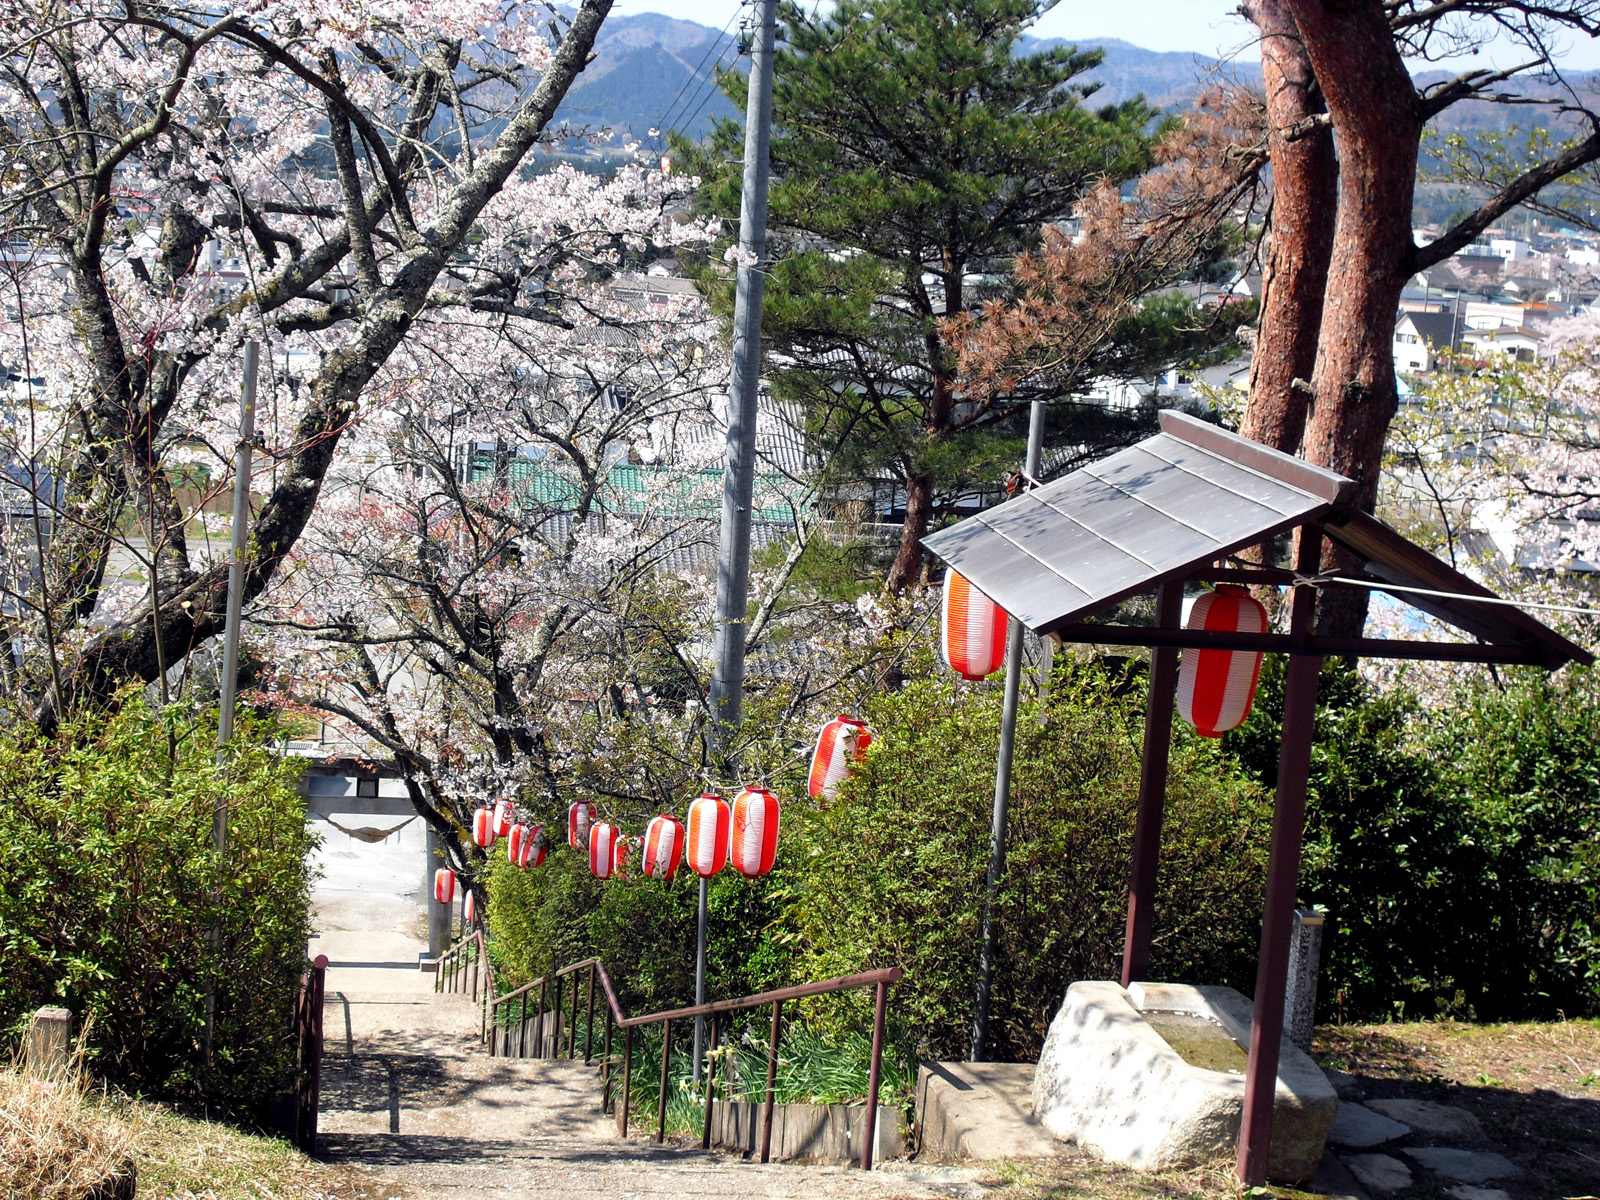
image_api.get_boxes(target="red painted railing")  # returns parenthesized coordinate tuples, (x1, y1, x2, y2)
(481, 953, 902, 1170)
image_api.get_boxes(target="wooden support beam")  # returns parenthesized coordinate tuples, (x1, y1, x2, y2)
(1237, 533, 1324, 1186)
(1120, 579, 1182, 987)
(1050, 623, 1537, 664)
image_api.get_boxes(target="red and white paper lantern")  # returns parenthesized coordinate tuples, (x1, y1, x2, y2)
(589, 821, 620, 879)
(941, 570, 1008, 681)
(433, 867, 456, 905)
(729, 786, 780, 878)
(464, 890, 476, 925)
(492, 799, 515, 837)
(512, 822, 547, 869)
(642, 815, 685, 880)
(808, 715, 873, 799)
(472, 805, 496, 848)
(568, 800, 596, 849)
(507, 822, 537, 867)
(1176, 585, 1268, 737)
(612, 835, 631, 880)
(685, 793, 730, 878)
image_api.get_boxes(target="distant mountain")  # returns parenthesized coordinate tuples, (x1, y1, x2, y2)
(555, 13, 742, 144)
(552, 14, 1597, 145)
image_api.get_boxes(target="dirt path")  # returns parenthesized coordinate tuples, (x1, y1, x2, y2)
(310, 934, 985, 1200)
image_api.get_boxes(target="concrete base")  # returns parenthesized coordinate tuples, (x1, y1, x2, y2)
(1032, 981, 1337, 1181)
(705, 1099, 905, 1164)
(914, 1062, 1059, 1162)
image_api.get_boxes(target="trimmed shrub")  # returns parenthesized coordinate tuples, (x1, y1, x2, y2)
(0, 695, 314, 1107)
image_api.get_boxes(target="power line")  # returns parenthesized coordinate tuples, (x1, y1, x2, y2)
(651, 8, 743, 140)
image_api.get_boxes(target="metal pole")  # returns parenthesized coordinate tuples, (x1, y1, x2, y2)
(708, 0, 777, 747)
(203, 340, 259, 1072)
(760, 999, 782, 1162)
(704, 0, 776, 1086)
(216, 339, 259, 761)
(1238, 530, 1324, 1186)
(693, 874, 710, 1085)
(656, 1019, 673, 1144)
(861, 979, 888, 1171)
(1120, 579, 1184, 986)
(969, 400, 1044, 1062)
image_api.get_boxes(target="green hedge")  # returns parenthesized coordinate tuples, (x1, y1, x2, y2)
(487, 658, 1272, 1062)
(0, 695, 314, 1108)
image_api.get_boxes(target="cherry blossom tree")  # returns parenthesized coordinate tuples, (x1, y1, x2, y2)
(0, 0, 644, 725)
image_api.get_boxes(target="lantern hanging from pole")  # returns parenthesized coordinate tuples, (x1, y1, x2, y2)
(492, 799, 515, 838)
(513, 822, 547, 869)
(464, 890, 476, 926)
(1176, 585, 1269, 737)
(568, 800, 596, 849)
(642, 814, 685, 879)
(729, 786, 780, 878)
(685, 793, 729, 878)
(612, 835, 631, 880)
(808, 715, 873, 799)
(433, 867, 456, 905)
(472, 805, 496, 848)
(589, 821, 619, 879)
(941, 570, 1008, 681)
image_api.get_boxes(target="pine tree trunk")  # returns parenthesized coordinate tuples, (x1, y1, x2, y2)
(1239, 0, 1337, 456)
(885, 471, 935, 596)
(1287, 0, 1422, 637)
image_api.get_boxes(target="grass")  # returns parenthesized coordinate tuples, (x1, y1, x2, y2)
(2, 1029, 391, 1200)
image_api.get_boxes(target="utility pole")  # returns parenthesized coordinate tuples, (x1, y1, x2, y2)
(702, 0, 777, 1085)
(970, 400, 1045, 1062)
(204, 339, 258, 1070)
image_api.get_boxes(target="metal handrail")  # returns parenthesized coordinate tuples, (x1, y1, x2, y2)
(484, 954, 903, 1169)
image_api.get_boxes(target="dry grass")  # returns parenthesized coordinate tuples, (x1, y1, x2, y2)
(0, 1027, 138, 1200)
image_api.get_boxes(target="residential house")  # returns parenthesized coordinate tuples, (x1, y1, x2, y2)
(1392, 310, 1464, 374)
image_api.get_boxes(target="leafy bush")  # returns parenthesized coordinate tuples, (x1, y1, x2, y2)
(1225, 659, 1600, 1022)
(0, 695, 315, 1108)
(792, 658, 1274, 1061)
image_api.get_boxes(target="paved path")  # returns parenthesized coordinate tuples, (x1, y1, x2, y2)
(310, 932, 985, 1200)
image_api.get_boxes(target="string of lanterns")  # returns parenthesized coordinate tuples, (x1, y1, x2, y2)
(938, 570, 1267, 733)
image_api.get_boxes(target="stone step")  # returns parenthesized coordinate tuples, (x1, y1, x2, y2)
(913, 1062, 1060, 1162)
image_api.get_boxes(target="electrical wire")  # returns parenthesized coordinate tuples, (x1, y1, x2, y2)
(651, 8, 744, 139)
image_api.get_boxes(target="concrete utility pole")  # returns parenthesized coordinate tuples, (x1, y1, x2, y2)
(701, 0, 777, 1084)
(205, 339, 258, 1070)
(970, 400, 1045, 1062)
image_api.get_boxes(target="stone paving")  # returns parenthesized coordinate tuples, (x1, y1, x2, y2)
(308, 923, 985, 1200)
(1322, 1087, 1525, 1199)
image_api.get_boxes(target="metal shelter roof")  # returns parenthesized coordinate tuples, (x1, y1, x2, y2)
(922, 410, 1591, 670)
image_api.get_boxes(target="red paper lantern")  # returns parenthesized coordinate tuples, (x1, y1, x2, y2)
(612, 835, 631, 880)
(729, 786, 780, 878)
(433, 867, 456, 905)
(492, 799, 515, 837)
(941, 570, 1008, 680)
(685, 793, 729, 878)
(472, 805, 496, 848)
(642, 815, 685, 879)
(589, 821, 620, 878)
(464, 890, 476, 925)
(1176, 585, 1268, 737)
(808, 715, 873, 799)
(510, 822, 547, 868)
(568, 800, 596, 849)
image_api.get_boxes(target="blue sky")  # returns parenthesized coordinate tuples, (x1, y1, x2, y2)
(611, 0, 1600, 70)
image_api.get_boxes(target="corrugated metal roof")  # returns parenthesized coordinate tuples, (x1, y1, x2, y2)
(923, 411, 1350, 631)
(922, 410, 1590, 669)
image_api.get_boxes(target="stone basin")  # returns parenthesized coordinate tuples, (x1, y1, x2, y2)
(1032, 981, 1337, 1181)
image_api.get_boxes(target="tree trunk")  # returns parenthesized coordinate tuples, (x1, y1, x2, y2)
(1239, 0, 1337, 457)
(1286, 0, 1422, 637)
(885, 471, 935, 595)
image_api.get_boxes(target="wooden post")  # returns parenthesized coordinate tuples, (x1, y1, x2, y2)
(657, 1020, 673, 1144)
(701, 1016, 719, 1150)
(760, 1000, 782, 1163)
(1121, 579, 1183, 986)
(861, 979, 888, 1170)
(620, 1025, 634, 1136)
(1238, 532, 1324, 1186)
(584, 965, 596, 1063)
